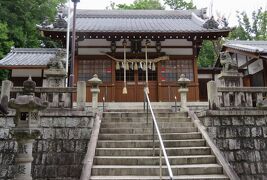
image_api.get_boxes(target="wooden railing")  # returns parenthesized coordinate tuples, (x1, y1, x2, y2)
(10, 87, 77, 108)
(207, 81, 267, 109)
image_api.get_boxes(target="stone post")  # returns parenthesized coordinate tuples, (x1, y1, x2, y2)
(177, 74, 190, 112)
(77, 81, 86, 110)
(207, 81, 219, 110)
(1, 80, 12, 101)
(88, 74, 102, 114)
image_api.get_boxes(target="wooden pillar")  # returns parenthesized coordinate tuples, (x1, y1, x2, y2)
(193, 41, 199, 101)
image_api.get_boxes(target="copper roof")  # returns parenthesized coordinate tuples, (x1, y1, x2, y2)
(0, 48, 62, 68)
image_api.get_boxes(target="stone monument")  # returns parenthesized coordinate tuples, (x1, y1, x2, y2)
(8, 77, 48, 180)
(218, 51, 243, 87)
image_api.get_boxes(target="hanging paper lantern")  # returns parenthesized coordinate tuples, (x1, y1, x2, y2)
(116, 62, 120, 70)
(152, 62, 156, 71)
(139, 62, 143, 69)
(121, 62, 124, 69)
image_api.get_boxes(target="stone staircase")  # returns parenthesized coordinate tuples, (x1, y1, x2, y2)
(90, 111, 229, 180)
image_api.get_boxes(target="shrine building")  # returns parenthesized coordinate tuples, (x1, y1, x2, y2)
(3, 9, 230, 102)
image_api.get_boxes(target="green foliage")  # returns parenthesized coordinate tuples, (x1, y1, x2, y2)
(0, 0, 66, 80)
(0, 23, 13, 59)
(197, 40, 218, 68)
(163, 0, 196, 10)
(0, 0, 66, 48)
(0, 22, 13, 81)
(230, 8, 267, 40)
(117, 0, 164, 10)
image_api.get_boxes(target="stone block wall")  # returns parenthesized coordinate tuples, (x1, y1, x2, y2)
(0, 110, 94, 180)
(198, 110, 267, 180)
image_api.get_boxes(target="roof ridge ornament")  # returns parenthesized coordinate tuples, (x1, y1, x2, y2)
(203, 16, 219, 29)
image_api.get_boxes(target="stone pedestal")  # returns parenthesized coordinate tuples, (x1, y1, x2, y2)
(91, 88, 100, 114)
(13, 131, 40, 180)
(179, 88, 189, 112)
(218, 71, 243, 87)
(44, 69, 66, 87)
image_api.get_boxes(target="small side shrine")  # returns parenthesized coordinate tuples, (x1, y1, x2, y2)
(8, 77, 48, 180)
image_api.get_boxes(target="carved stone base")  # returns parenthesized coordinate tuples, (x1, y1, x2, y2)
(218, 71, 243, 87)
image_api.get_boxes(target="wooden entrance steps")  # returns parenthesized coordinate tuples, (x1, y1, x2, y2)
(90, 111, 230, 180)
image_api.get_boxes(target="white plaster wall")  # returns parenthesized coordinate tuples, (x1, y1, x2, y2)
(161, 48, 193, 55)
(198, 74, 213, 79)
(12, 69, 42, 77)
(78, 39, 193, 55)
(78, 39, 192, 47)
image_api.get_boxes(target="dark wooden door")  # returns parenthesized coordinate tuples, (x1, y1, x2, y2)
(115, 68, 158, 102)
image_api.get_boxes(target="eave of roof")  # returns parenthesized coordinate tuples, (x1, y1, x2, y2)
(224, 40, 267, 53)
(40, 9, 230, 37)
(0, 48, 62, 68)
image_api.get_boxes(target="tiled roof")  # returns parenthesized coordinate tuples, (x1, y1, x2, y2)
(224, 40, 267, 53)
(43, 9, 228, 33)
(0, 48, 62, 68)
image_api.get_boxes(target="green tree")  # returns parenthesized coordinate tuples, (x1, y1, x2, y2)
(163, 0, 196, 10)
(229, 8, 267, 40)
(197, 40, 218, 67)
(0, 22, 13, 80)
(0, 23, 13, 59)
(0, 0, 66, 80)
(117, 0, 164, 10)
(0, 0, 66, 48)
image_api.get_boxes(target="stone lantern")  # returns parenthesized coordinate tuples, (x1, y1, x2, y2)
(177, 74, 190, 112)
(8, 77, 48, 180)
(88, 74, 102, 114)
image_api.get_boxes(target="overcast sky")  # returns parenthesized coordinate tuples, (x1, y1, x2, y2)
(71, 0, 267, 26)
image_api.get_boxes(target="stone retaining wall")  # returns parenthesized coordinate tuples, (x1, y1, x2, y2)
(0, 109, 94, 180)
(198, 110, 267, 180)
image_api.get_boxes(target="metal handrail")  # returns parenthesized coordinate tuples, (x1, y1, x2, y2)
(144, 90, 174, 180)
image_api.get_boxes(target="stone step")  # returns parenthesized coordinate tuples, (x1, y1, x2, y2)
(91, 164, 223, 176)
(98, 132, 202, 140)
(93, 155, 216, 165)
(101, 122, 195, 128)
(103, 117, 191, 123)
(103, 112, 188, 118)
(97, 139, 205, 148)
(100, 127, 198, 134)
(95, 147, 211, 156)
(90, 174, 229, 180)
